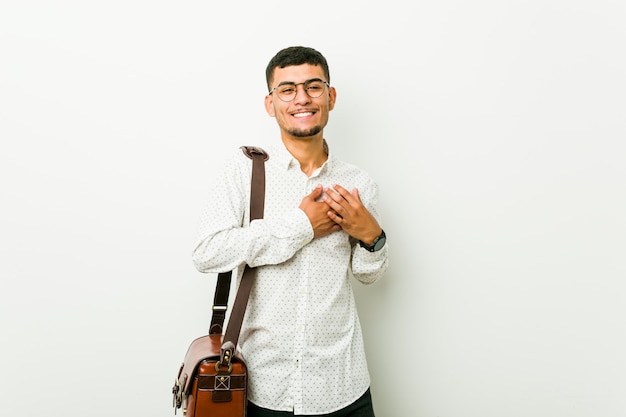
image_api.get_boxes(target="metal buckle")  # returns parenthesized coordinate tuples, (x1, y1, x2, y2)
(215, 375, 231, 390)
(214, 361, 233, 374)
(172, 379, 182, 411)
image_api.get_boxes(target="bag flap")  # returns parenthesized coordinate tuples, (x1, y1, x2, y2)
(178, 334, 223, 393)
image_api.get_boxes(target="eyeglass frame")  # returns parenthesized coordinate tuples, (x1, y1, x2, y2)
(268, 78, 331, 102)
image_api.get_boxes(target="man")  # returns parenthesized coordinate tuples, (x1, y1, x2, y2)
(192, 46, 388, 416)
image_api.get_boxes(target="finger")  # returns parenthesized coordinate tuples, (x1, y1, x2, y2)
(330, 184, 354, 203)
(323, 194, 349, 218)
(350, 188, 362, 203)
(327, 210, 343, 224)
(325, 186, 350, 206)
(322, 188, 341, 206)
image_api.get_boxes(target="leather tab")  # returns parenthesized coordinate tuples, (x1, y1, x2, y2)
(212, 389, 233, 402)
(220, 341, 235, 367)
(241, 146, 269, 161)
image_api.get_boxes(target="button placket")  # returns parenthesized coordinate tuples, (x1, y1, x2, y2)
(294, 197, 309, 408)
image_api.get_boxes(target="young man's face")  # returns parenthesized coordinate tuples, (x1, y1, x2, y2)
(265, 64, 336, 140)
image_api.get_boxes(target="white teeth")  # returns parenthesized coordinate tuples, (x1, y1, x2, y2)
(293, 112, 313, 118)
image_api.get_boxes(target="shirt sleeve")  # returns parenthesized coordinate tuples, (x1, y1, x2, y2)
(349, 178, 389, 285)
(192, 150, 314, 273)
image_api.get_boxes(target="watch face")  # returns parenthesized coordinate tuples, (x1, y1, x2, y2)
(373, 236, 386, 251)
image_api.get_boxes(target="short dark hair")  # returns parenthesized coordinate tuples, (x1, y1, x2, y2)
(265, 46, 330, 91)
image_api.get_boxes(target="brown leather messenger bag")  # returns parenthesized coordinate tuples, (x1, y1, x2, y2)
(172, 146, 269, 417)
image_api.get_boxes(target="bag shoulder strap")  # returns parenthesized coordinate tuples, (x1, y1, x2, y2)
(209, 146, 268, 335)
(210, 146, 268, 368)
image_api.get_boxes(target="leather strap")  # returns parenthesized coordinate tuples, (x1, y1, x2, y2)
(213, 146, 268, 367)
(209, 271, 232, 335)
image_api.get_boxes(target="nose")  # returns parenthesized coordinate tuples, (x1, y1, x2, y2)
(292, 83, 312, 105)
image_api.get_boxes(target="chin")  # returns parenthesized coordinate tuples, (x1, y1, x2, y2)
(288, 126, 322, 138)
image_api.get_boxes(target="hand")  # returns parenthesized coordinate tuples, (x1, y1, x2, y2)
(322, 184, 382, 244)
(299, 185, 342, 239)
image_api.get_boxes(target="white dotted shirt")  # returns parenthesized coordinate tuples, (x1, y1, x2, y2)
(192, 143, 388, 414)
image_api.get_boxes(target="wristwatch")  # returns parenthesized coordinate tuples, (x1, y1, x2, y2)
(359, 229, 386, 252)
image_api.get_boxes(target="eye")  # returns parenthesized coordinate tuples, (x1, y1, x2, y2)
(306, 82, 324, 91)
(279, 86, 296, 95)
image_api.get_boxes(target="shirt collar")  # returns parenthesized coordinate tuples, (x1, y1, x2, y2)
(269, 140, 334, 174)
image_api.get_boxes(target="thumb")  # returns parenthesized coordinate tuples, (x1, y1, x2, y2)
(308, 184, 324, 200)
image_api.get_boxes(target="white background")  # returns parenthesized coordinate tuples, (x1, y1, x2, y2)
(1, 1, 625, 416)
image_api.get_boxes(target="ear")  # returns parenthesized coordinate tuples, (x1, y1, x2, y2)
(328, 86, 337, 111)
(264, 94, 276, 117)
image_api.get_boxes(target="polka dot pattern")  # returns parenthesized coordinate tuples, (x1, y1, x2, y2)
(192, 143, 388, 414)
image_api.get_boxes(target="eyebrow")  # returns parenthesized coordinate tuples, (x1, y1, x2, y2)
(276, 78, 325, 87)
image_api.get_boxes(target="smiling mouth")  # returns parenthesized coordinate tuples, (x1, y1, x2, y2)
(292, 111, 315, 118)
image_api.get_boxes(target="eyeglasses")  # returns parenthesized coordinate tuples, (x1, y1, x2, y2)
(268, 78, 330, 102)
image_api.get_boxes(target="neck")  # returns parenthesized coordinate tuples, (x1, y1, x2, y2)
(281, 136, 328, 177)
